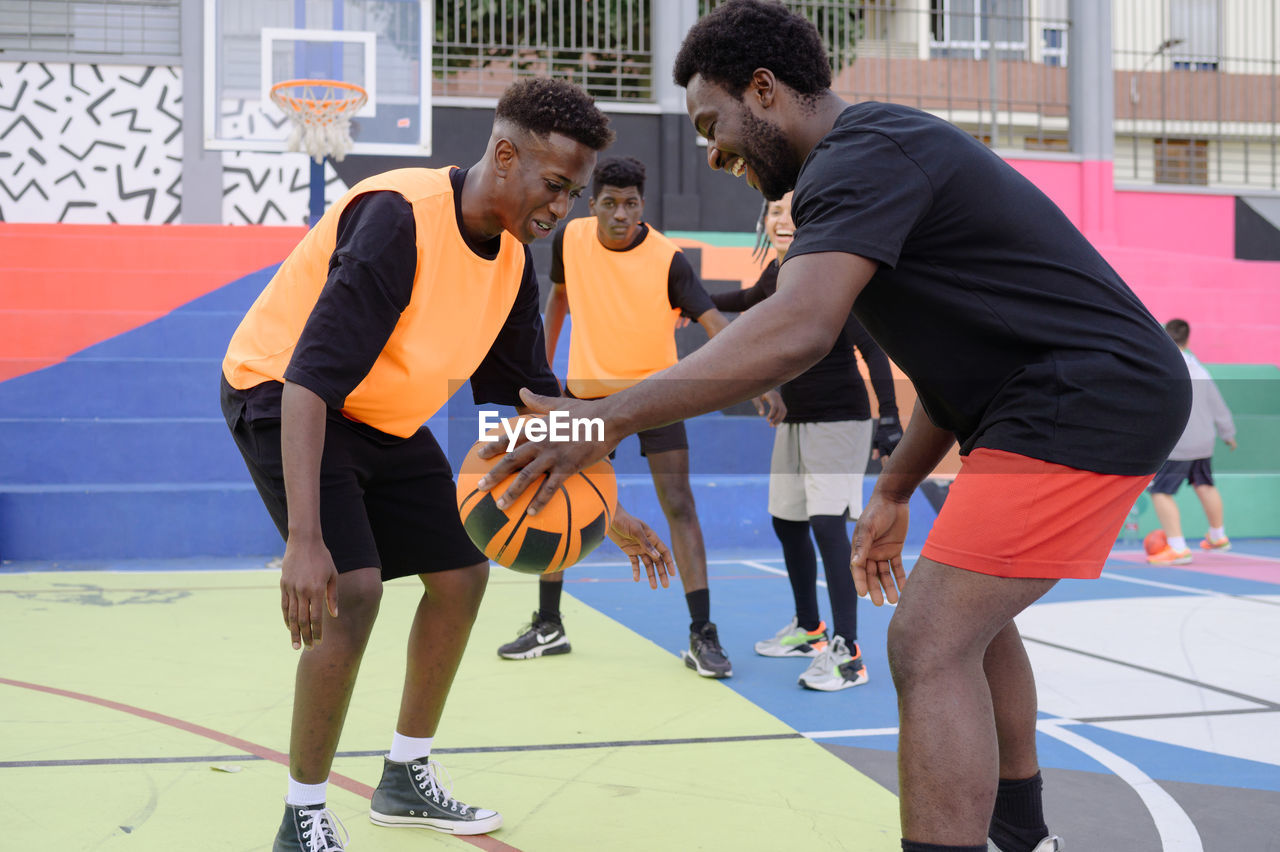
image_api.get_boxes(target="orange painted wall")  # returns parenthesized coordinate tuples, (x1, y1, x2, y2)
(0, 223, 305, 382)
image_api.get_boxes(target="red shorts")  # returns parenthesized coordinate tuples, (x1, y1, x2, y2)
(921, 448, 1152, 580)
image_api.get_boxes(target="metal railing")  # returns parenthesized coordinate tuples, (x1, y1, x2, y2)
(700, 0, 1073, 152)
(1115, 0, 1280, 189)
(0, 0, 181, 58)
(434, 0, 653, 102)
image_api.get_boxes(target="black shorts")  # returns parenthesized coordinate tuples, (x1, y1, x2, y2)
(566, 389, 688, 456)
(1149, 458, 1215, 494)
(223, 401, 485, 581)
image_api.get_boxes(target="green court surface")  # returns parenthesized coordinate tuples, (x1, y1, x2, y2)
(0, 567, 900, 851)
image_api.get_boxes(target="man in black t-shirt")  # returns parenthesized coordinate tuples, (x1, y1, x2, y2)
(474, 4, 1191, 852)
(714, 190, 899, 693)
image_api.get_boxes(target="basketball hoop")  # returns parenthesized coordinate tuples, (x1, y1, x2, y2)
(269, 79, 368, 164)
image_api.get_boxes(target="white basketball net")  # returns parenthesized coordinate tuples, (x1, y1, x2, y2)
(269, 80, 369, 164)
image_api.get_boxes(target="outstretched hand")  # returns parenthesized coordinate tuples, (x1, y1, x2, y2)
(476, 389, 618, 515)
(608, 504, 676, 589)
(850, 493, 910, 606)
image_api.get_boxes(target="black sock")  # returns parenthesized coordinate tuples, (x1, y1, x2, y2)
(685, 588, 710, 633)
(771, 516, 821, 631)
(810, 514, 857, 643)
(537, 579, 563, 625)
(989, 772, 1049, 852)
(901, 842, 988, 852)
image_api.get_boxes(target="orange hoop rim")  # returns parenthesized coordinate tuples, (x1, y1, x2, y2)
(269, 78, 368, 120)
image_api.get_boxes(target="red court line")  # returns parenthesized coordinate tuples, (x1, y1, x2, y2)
(0, 676, 522, 852)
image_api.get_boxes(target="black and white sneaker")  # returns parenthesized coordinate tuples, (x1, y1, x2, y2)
(989, 836, 1063, 852)
(369, 757, 502, 835)
(273, 803, 348, 851)
(497, 611, 570, 660)
(681, 622, 733, 678)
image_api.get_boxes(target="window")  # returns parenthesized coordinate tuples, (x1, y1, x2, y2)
(1025, 134, 1069, 152)
(0, 0, 181, 58)
(1042, 27, 1066, 67)
(1154, 138, 1209, 185)
(930, 0, 1027, 60)
(1170, 0, 1220, 72)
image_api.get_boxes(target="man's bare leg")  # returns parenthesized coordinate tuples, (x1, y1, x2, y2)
(1151, 491, 1184, 539)
(289, 566, 383, 782)
(646, 448, 707, 592)
(888, 557, 1056, 845)
(397, 562, 489, 735)
(1192, 483, 1225, 530)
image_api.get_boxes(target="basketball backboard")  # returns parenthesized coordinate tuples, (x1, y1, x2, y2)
(204, 0, 431, 156)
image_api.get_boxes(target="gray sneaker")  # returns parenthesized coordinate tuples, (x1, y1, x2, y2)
(681, 622, 733, 678)
(273, 803, 348, 851)
(797, 635, 869, 691)
(753, 617, 829, 658)
(369, 757, 502, 835)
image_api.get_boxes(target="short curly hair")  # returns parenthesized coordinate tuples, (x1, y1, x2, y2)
(494, 77, 615, 151)
(591, 156, 646, 198)
(673, 0, 831, 98)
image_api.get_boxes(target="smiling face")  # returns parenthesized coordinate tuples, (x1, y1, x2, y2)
(496, 130, 597, 243)
(686, 73, 797, 202)
(763, 192, 795, 260)
(589, 184, 645, 250)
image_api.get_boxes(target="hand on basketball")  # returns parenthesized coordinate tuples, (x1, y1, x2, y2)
(608, 505, 675, 589)
(477, 389, 619, 515)
(850, 493, 910, 607)
(279, 533, 340, 650)
(752, 389, 786, 427)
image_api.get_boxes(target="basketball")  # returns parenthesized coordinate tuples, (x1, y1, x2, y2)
(1143, 529, 1168, 556)
(456, 437, 617, 574)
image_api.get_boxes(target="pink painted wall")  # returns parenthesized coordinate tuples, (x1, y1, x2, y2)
(1003, 157, 1280, 366)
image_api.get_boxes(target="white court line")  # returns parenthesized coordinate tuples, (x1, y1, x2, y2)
(802, 726, 901, 739)
(741, 559, 825, 588)
(1100, 570, 1256, 599)
(804, 721, 1204, 852)
(1038, 720, 1204, 852)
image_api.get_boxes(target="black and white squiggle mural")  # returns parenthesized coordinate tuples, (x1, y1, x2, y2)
(0, 61, 348, 225)
(0, 62, 183, 223)
(221, 150, 343, 226)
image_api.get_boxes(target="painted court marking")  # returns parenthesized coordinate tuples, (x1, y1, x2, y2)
(0, 676, 522, 852)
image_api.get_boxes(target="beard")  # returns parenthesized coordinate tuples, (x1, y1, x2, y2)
(739, 110, 796, 202)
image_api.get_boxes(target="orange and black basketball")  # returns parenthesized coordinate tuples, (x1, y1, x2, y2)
(456, 440, 617, 574)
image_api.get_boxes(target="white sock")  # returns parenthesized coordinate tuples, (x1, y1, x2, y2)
(286, 776, 328, 807)
(1209, 526, 1226, 540)
(1168, 536, 1188, 551)
(389, 732, 433, 763)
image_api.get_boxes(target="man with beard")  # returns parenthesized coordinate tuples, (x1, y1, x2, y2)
(473, 3, 1191, 851)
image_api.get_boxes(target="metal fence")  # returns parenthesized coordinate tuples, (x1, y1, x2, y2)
(0, 0, 181, 58)
(700, 0, 1073, 151)
(1115, 0, 1280, 189)
(433, 0, 654, 101)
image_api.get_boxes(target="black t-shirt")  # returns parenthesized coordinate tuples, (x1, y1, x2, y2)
(786, 102, 1189, 474)
(224, 167, 560, 441)
(551, 223, 715, 319)
(713, 260, 897, 424)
